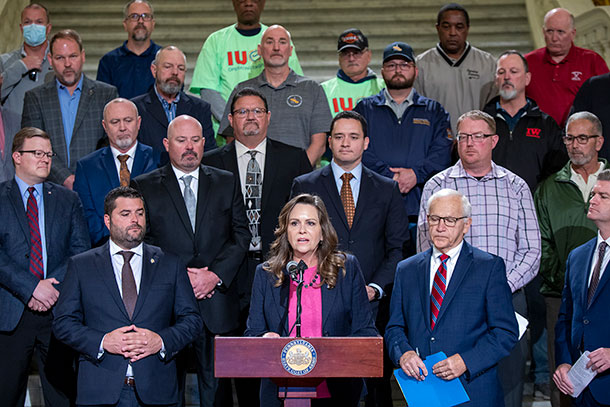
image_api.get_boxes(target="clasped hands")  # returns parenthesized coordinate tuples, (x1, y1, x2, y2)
(103, 325, 163, 362)
(28, 278, 60, 312)
(390, 167, 417, 194)
(399, 350, 466, 381)
(188, 266, 220, 300)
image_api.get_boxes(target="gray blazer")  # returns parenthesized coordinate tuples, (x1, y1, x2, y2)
(21, 75, 118, 184)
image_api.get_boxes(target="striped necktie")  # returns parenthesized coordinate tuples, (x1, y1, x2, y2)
(431, 253, 449, 330)
(26, 187, 44, 279)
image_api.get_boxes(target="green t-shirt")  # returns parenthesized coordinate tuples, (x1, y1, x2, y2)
(321, 74, 385, 117)
(189, 23, 303, 101)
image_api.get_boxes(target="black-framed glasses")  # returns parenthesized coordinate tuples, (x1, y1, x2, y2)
(126, 13, 153, 22)
(562, 134, 599, 145)
(19, 150, 56, 159)
(383, 62, 415, 71)
(231, 108, 267, 118)
(456, 132, 494, 143)
(427, 215, 467, 227)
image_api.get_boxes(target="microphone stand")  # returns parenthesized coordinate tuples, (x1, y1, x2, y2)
(295, 260, 307, 338)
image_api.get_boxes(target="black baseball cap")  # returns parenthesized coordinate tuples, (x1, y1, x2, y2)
(338, 29, 368, 52)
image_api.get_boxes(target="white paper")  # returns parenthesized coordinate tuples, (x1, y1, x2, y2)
(515, 312, 528, 341)
(567, 351, 597, 398)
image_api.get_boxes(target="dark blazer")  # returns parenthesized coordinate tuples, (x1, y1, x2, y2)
(245, 254, 378, 406)
(132, 88, 217, 164)
(21, 75, 118, 184)
(291, 164, 409, 294)
(555, 237, 610, 404)
(0, 180, 90, 332)
(202, 138, 312, 255)
(52, 243, 202, 406)
(74, 142, 158, 246)
(132, 164, 250, 334)
(385, 242, 518, 407)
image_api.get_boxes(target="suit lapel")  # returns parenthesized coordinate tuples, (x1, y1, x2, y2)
(161, 165, 194, 238)
(131, 143, 147, 177)
(95, 243, 130, 320)
(42, 183, 57, 250)
(146, 90, 170, 128)
(45, 84, 67, 161)
(72, 77, 93, 140)
(321, 166, 349, 230)
(131, 244, 158, 320)
(321, 279, 338, 331)
(8, 181, 30, 242)
(277, 279, 290, 335)
(194, 166, 210, 234)
(418, 250, 433, 331)
(261, 139, 277, 211)
(435, 243, 472, 325)
(175, 93, 191, 116)
(101, 148, 120, 186)
(351, 168, 372, 228)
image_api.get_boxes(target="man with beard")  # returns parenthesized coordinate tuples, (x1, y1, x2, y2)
(74, 98, 157, 247)
(353, 41, 452, 238)
(535, 112, 608, 407)
(483, 50, 566, 191)
(131, 115, 249, 407)
(53, 186, 202, 406)
(414, 3, 497, 133)
(133, 46, 216, 165)
(97, 0, 161, 99)
(21, 29, 118, 189)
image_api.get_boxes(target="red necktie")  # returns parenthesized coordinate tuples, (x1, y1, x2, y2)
(26, 187, 44, 279)
(431, 253, 449, 330)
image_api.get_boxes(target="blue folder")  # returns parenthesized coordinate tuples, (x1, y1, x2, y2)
(393, 351, 470, 407)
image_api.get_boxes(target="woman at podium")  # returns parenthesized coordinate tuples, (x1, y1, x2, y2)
(246, 193, 378, 406)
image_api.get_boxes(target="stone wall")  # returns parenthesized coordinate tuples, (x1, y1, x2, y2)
(0, 0, 30, 53)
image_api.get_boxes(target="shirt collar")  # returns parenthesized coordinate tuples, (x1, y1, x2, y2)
(171, 164, 199, 183)
(119, 40, 158, 56)
(543, 43, 575, 65)
(154, 84, 181, 106)
(20, 43, 50, 60)
(14, 174, 43, 197)
(383, 87, 414, 106)
(336, 68, 378, 84)
(56, 74, 84, 93)
(109, 239, 143, 258)
(257, 69, 297, 89)
(110, 141, 138, 161)
(330, 160, 362, 183)
(235, 138, 267, 159)
(432, 240, 464, 260)
(449, 160, 508, 180)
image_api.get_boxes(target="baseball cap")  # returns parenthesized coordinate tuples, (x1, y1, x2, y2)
(338, 29, 368, 52)
(383, 42, 415, 63)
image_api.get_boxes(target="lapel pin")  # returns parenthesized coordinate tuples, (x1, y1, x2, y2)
(151, 258, 155, 264)
(89, 89, 94, 96)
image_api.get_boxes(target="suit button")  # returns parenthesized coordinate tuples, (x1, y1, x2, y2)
(583, 319, 589, 325)
(430, 337, 435, 343)
(348, 240, 355, 244)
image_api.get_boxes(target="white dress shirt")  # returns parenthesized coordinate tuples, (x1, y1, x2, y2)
(172, 165, 199, 200)
(589, 232, 610, 287)
(429, 241, 464, 294)
(110, 142, 138, 176)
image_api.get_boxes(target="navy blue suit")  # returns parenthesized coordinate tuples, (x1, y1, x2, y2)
(291, 164, 409, 298)
(53, 242, 203, 406)
(245, 254, 378, 406)
(132, 88, 217, 165)
(0, 179, 90, 406)
(385, 242, 518, 407)
(556, 237, 610, 405)
(73, 142, 157, 246)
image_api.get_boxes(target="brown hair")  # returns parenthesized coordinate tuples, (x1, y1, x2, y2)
(456, 110, 496, 134)
(264, 194, 346, 288)
(50, 29, 83, 54)
(12, 127, 51, 165)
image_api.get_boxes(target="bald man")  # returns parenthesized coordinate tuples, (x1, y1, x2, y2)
(525, 8, 608, 127)
(74, 98, 157, 246)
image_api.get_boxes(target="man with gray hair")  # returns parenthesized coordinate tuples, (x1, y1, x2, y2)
(418, 109, 541, 407)
(132, 45, 216, 164)
(97, 0, 161, 99)
(387, 187, 518, 406)
(535, 111, 608, 407)
(525, 8, 608, 128)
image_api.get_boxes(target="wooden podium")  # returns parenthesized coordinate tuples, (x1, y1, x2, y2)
(215, 336, 383, 407)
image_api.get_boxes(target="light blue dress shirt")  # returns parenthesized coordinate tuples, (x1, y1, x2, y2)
(154, 85, 180, 124)
(56, 74, 84, 165)
(330, 160, 362, 205)
(15, 175, 48, 277)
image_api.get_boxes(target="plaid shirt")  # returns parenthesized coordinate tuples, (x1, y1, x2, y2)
(417, 160, 541, 292)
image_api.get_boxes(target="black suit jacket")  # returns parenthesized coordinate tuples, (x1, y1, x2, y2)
(53, 243, 202, 405)
(132, 164, 250, 334)
(132, 88, 217, 164)
(202, 138, 312, 255)
(291, 164, 409, 294)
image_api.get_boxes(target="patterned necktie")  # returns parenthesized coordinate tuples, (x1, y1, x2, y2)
(340, 173, 355, 228)
(588, 241, 607, 306)
(431, 253, 449, 330)
(26, 187, 44, 279)
(117, 154, 130, 187)
(120, 251, 137, 319)
(0, 110, 5, 159)
(245, 151, 262, 247)
(181, 175, 196, 231)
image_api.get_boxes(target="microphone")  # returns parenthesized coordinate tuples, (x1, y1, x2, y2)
(286, 260, 299, 282)
(27, 69, 39, 81)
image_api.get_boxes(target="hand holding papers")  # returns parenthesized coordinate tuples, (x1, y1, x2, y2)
(567, 351, 597, 398)
(394, 352, 470, 407)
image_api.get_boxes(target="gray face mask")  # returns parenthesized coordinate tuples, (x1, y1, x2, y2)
(23, 24, 47, 47)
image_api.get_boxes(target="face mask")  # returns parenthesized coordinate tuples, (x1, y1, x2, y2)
(23, 24, 47, 47)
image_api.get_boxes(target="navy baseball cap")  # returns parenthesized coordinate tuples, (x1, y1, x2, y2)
(383, 42, 415, 63)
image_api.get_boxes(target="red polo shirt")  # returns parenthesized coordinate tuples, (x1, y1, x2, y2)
(525, 44, 608, 127)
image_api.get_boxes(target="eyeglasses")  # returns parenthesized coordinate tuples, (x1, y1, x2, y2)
(427, 215, 467, 227)
(562, 134, 599, 145)
(19, 150, 56, 159)
(231, 108, 267, 118)
(339, 49, 366, 58)
(383, 62, 415, 71)
(456, 132, 494, 143)
(126, 13, 153, 22)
